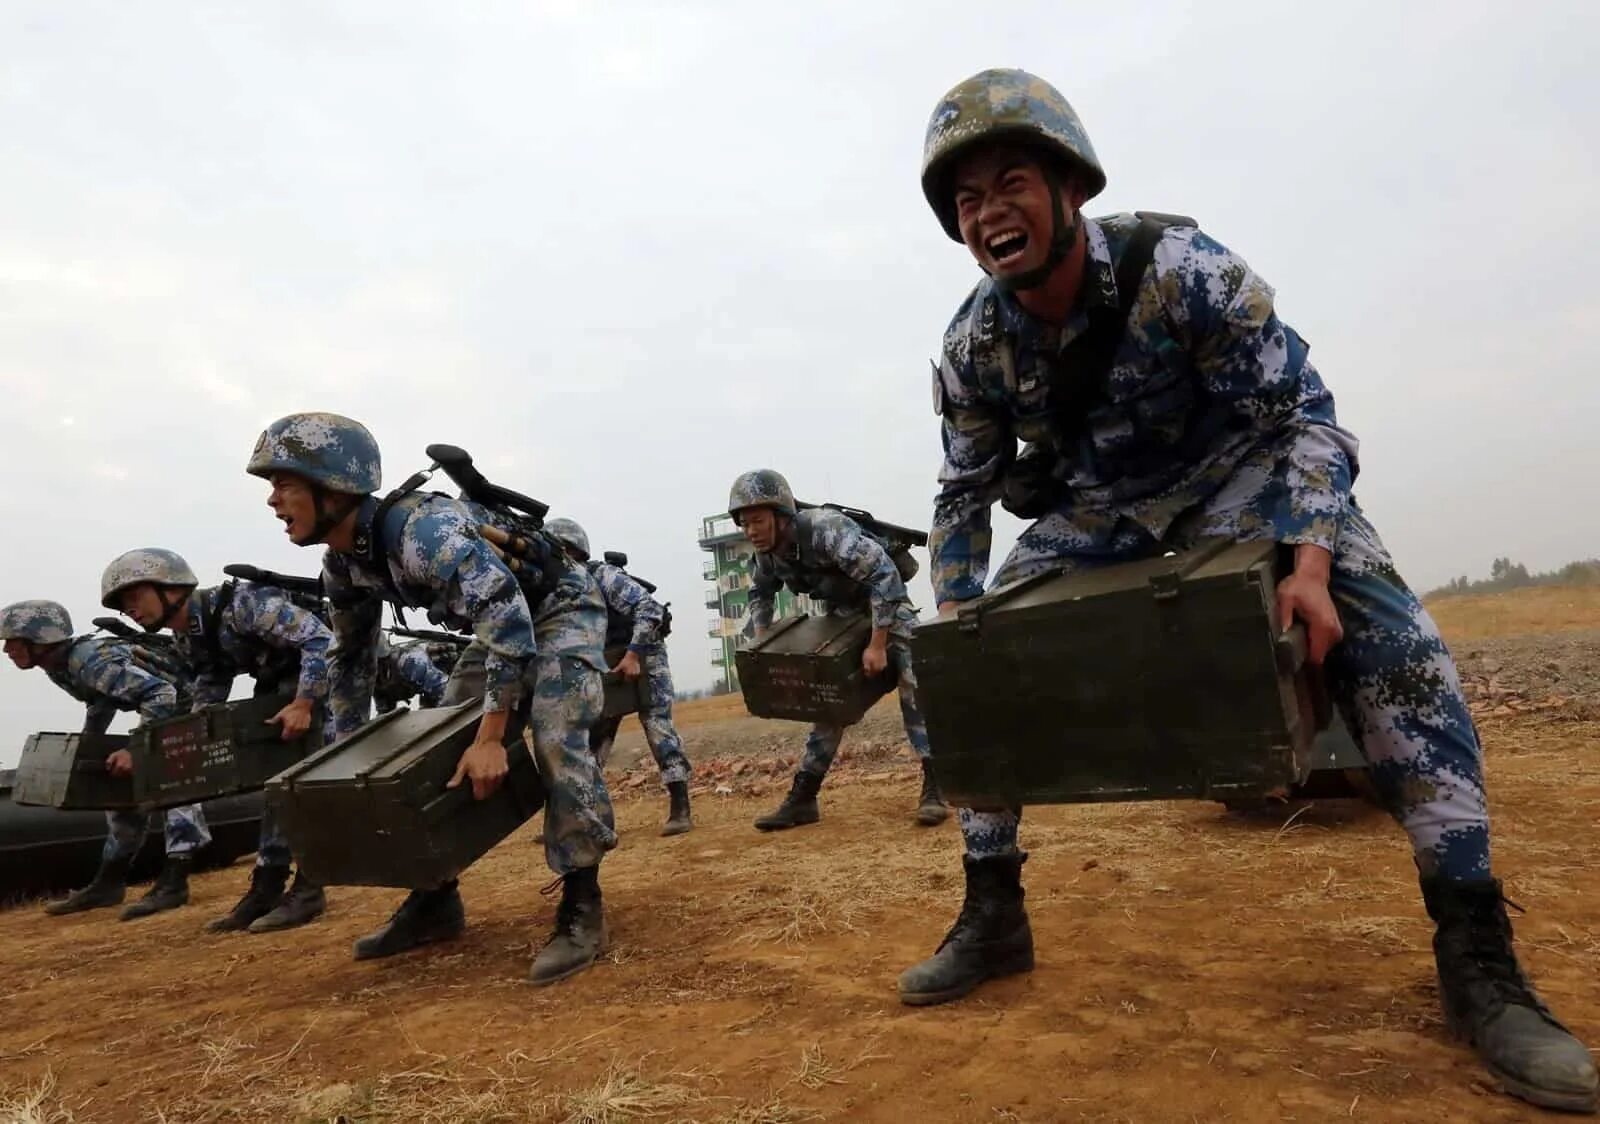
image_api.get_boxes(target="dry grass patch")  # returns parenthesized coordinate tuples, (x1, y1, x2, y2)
(0, 1070, 75, 1124)
(543, 1056, 701, 1123)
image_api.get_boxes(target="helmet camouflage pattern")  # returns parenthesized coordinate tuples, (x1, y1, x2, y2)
(544, 517, 591, 561)
(0, 599, 74, 644)
(728, 469, 796, 521)
(100, 548, 199, 609)
(245, 411, 382, 495)
(920, 67, 1107, 241)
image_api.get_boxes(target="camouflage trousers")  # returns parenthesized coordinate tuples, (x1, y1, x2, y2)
(591, 647, 691, 784)
(103, 804, 211, 862)
(255, 806, 293, 870)
(446, 643, 618, 876)
(956, 502, 1491, 882)
(802, 635, 932, 778)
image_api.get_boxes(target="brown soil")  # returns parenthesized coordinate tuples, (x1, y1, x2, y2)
(3, 588, 1598, 1122)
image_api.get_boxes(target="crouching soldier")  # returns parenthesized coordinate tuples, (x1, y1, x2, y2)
(903, 67, 1596, 1113)
(245, 411, 618, 986)
(728, 470, 947, 832)
(100, 547, 335, 934)
(545, 518, 692, 836)
(0, 599, 211, 919)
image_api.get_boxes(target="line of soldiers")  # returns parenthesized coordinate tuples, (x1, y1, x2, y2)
(1, 65, 1592, 1114)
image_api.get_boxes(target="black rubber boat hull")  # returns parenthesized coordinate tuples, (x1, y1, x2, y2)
(0, 768, 266, 905)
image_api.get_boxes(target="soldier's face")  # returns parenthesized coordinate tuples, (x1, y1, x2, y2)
(951, 146, 1083, 280)
(266, 472, 318, 546)
(118, 584, 169, 630)
(740, 508, 780, 552)
(3, 639, 35, 669)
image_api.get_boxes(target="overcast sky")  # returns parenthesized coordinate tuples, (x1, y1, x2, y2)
(1, 1, 1595, 765)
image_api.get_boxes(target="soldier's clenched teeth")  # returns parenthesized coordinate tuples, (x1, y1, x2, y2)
(986, 230, 1028, 265)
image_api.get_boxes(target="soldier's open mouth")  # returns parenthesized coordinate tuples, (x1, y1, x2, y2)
(986, 230, 1028, 267)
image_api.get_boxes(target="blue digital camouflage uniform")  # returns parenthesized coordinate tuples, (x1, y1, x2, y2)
(748, 507, 931, 776)
(587, 558, 690, 785)
(173, 580, 333, 869)
(324, 491, 616, 876)
(930, 213, 1489, 882)
(373, 633, 451, 712)
(46, 637, 211, 860)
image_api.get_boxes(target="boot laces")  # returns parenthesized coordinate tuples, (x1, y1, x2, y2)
(1453, 895, 1542, 1014)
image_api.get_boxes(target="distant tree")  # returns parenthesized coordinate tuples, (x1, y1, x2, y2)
(1423, 556, 1600, 599)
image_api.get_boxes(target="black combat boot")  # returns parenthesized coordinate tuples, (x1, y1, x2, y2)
(1422, 875, 1597, 1113)
(753, 770, 822, 832)
(352, 881, 465, 960)
(248, 870, 327, 933)
(43, 853, 132, 916)
(662, 780, 693, 836)
(529, 865, 606, 986)
(120, 852, 193, 921)
(915, 759, 950, 826)
(205, 864, 289, 932)
(898, 851, 1034, 1006)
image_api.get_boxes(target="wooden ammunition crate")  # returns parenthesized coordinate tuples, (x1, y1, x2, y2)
(910, 539, 1330, 807)
(736, 613, 895, 726)
(265, 702, 546, 888)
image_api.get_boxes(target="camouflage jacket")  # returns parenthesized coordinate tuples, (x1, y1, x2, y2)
(174, 581, 333, 708)
(748, 508, 917, 639)
(46, 636, 185, 736)
(928, 213, 1359, 603)
(586, 559, 666, 653)
(322, 492, 538, 734)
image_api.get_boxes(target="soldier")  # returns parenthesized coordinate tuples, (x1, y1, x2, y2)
(902, 67, 1596, 1113)
(244, 411, 618, 985)
(100, 547, 335, 934)
(373, 631, 453, 714)
(0, 599, 212, 919)
(544, 518, 693, 836)
(728, 470, 947, 832)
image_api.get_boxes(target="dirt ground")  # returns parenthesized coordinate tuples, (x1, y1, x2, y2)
(3, 586, 1597, 1122)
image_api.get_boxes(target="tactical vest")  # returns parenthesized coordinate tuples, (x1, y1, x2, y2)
(194, 581, 312, 695)
(349, 491, 566, 625)
(586, 560, 673, 648)
(968, 211, 1232, 519)
(759, 518, 872, 612)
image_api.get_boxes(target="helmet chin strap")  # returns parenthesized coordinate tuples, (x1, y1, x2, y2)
(148, 589, 188, 633)
(303, 485, 361, 545)
(994, 165, 1080, 293)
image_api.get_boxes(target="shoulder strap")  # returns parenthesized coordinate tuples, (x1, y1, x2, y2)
(1050, 211, 1196, 439)
(201, 581, 237, 669)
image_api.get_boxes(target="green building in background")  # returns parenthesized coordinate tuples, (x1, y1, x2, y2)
(698, 511, 816, 693)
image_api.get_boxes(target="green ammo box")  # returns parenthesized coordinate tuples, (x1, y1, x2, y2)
(910, 538, 1329, 807)
(600, 645, 645, 720)
(264, 701, 546, 889)
(735, 613, 896, 726)
(128, 692, 323, 810)
(12, 731, 139, 810)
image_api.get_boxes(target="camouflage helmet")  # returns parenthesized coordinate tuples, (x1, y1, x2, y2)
(544, 517, 591, 561)
(0, 599, 74, 644)
(728, 469, 796, 521)
(245, 411, 381, 495)
(100, 548, 199, 610)
(920, 68, 1107, 242)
